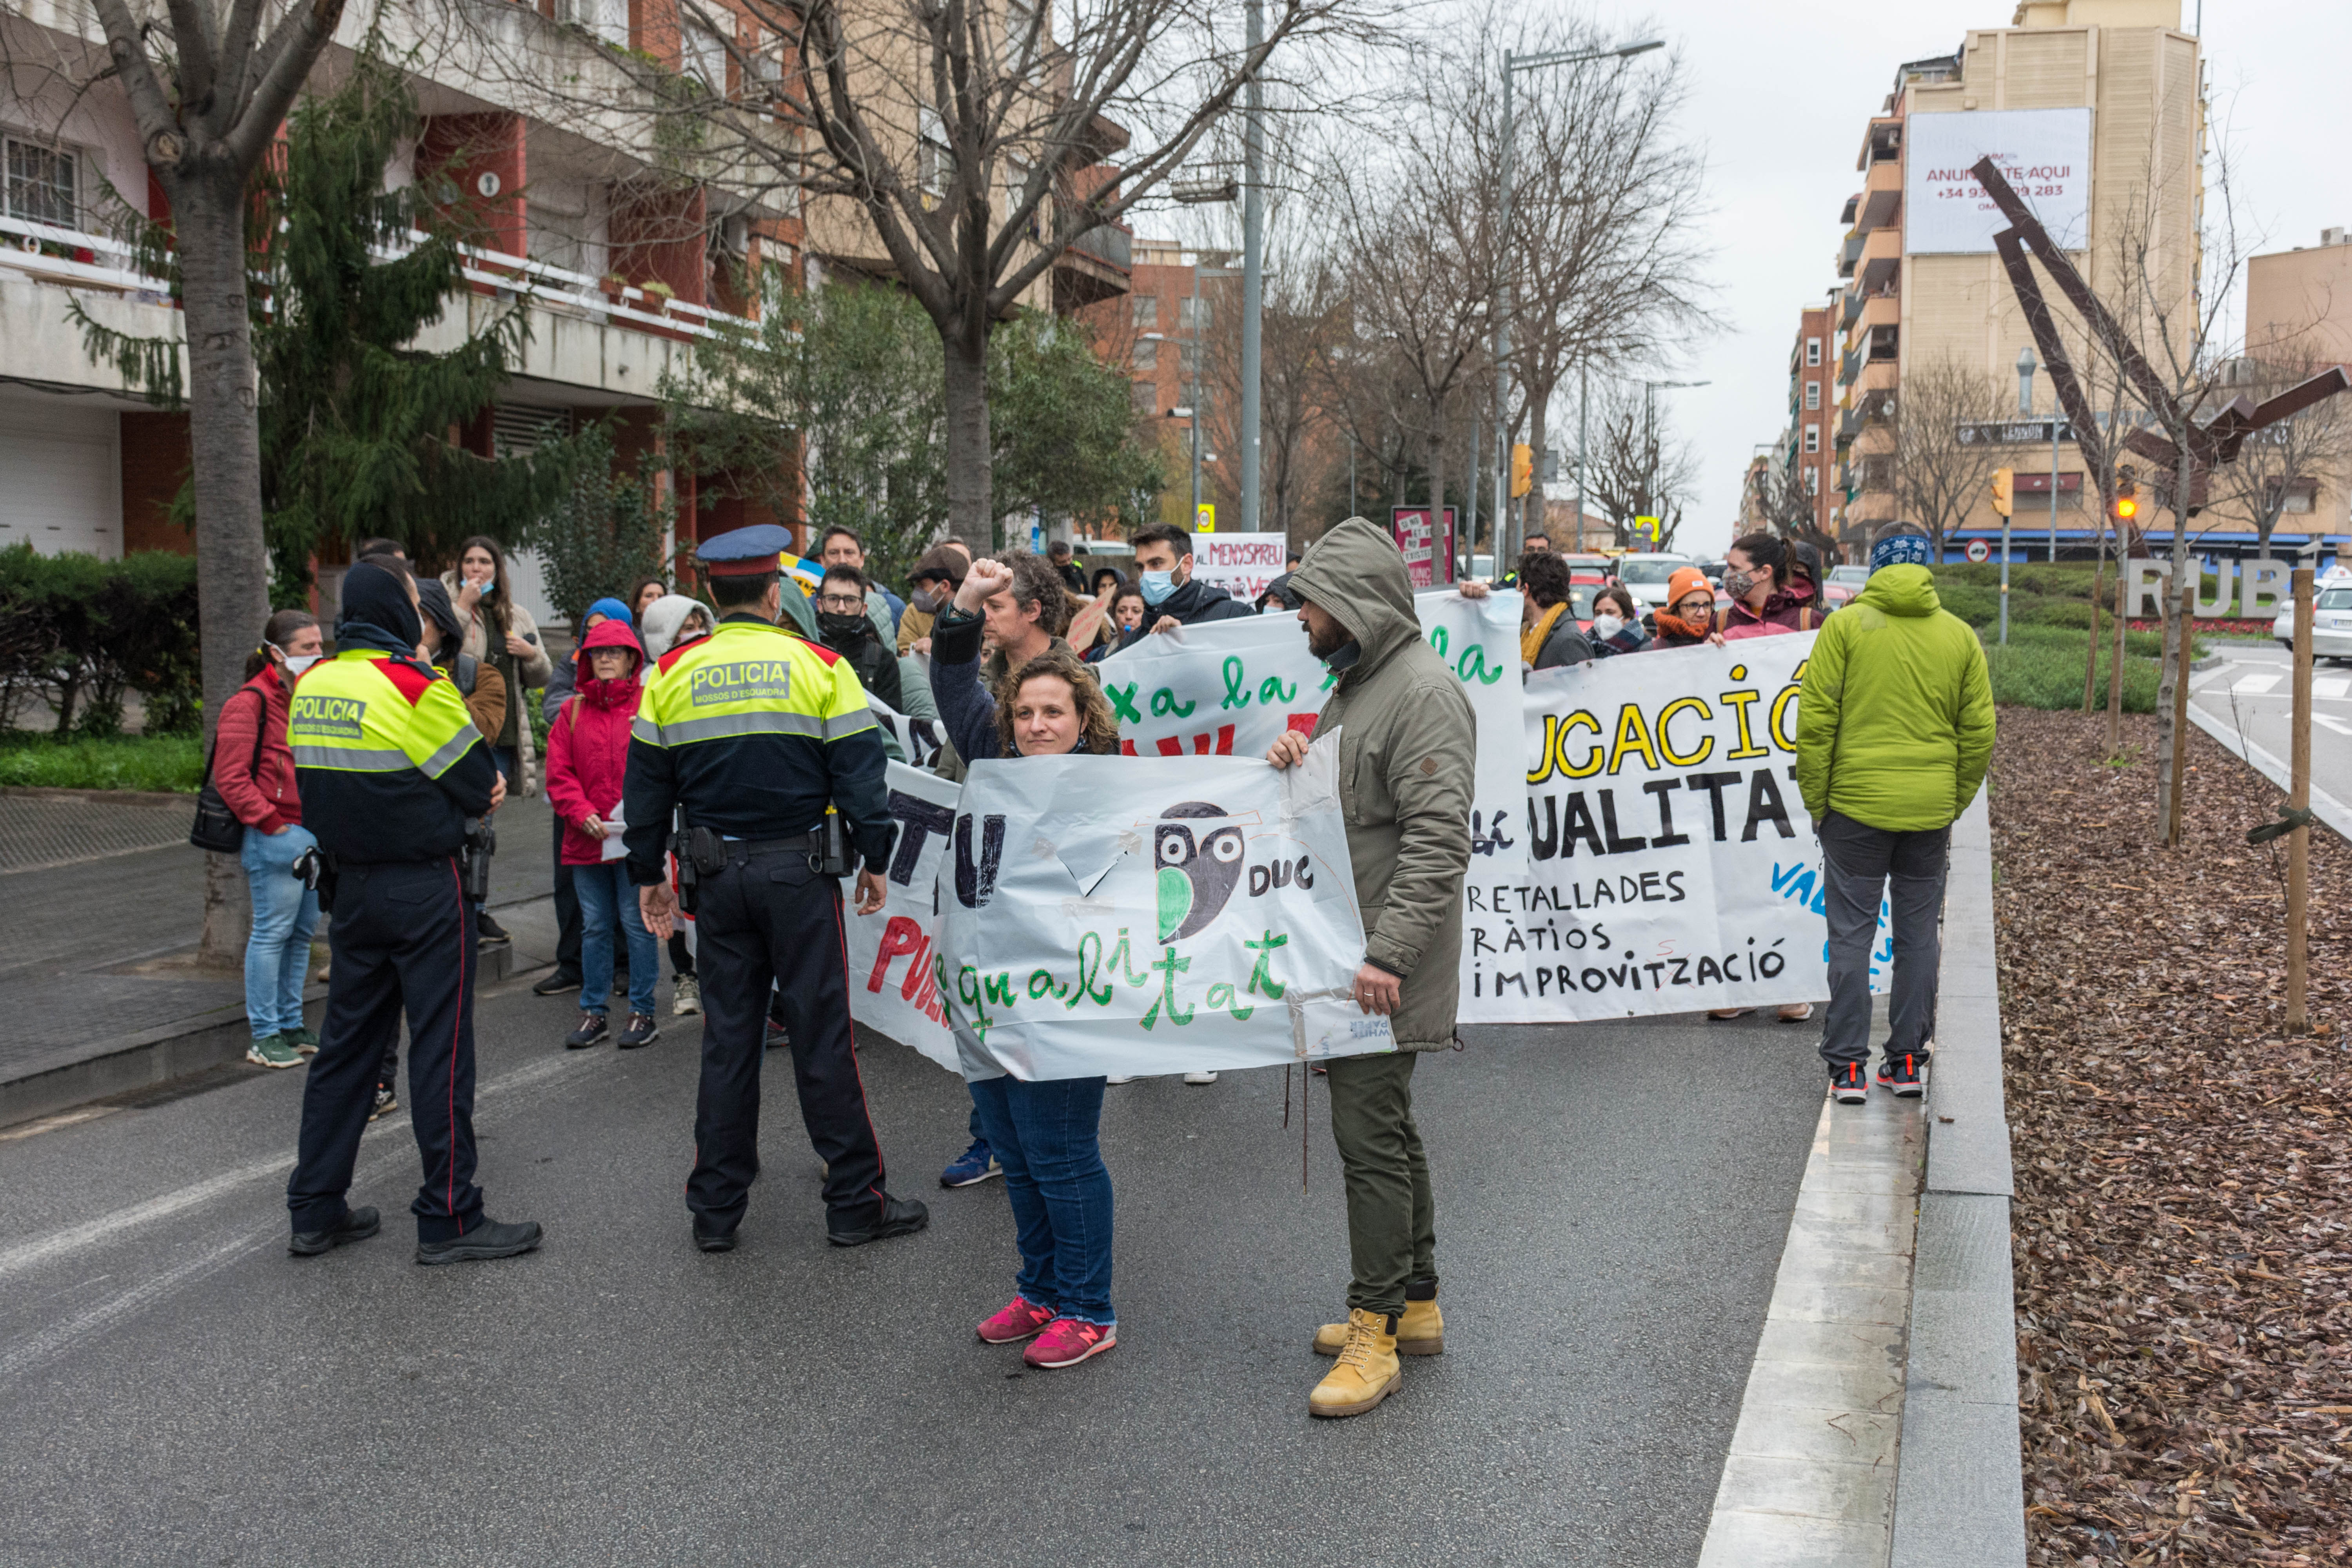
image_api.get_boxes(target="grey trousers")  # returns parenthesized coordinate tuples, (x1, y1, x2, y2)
(1818, 810, 1949, 1071)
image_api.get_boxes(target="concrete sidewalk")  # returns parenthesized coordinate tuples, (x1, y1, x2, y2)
(0, 789, 561, 1125)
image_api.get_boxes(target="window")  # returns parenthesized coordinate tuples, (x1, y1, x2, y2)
(1132, 338, 1157, 372)
(5, 137, 77, 229)
(1181, 295, 1210, 331)
(1180, 338, 1202, 377)
(917, 105, 950, 203)
(1804, 424, 1820, 454)
(1132, 295, 1158, 329)
(1804, 380, 1820, 411)
(2267, 475, 2320, 515)
(1131, 381, 1157, 415)
(1805, 336, 1822, 367)
(1804, 465, 1819, 493)
(683, 24, 728, 94)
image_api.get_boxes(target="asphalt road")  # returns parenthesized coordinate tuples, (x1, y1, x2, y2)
(0, 958, 1829, 1568)
(2189, 642, 2352, 830)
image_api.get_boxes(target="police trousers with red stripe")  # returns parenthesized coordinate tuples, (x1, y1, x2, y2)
(288, 857, 484, 1243)
(688, 844, 888, 1233)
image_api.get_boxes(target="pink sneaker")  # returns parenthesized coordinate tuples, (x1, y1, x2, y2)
(977, 1295, 1055, 1344)
(1024, 1316, 1116, 1369)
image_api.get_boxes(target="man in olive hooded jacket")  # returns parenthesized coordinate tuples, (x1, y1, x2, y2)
(1266, 515, 1475, 1419)
(1795, 522, 1994, 1106)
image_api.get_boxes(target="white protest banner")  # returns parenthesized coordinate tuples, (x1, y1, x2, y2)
(935, 742, 1388, 1081)
(1190, 532, 1286, 605)
(839, 762, 961, 1071)
(869, 695, 950, 769)
(1096, 590, 1528, 870)
(1461, 633, 1892, 1022)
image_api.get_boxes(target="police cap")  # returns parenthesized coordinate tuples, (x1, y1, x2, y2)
(696, 524, 795, 578)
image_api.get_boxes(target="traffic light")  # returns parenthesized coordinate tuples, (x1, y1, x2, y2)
(1990, 468, 2014, 517)
(2113, 463, 2138, 524)
(1510, 444, 1534, 499)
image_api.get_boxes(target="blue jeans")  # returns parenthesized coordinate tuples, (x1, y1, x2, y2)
(967, 1074, 1114, 1325)
(573, 860, 657, 1017)
(240, 823, 321, 1038)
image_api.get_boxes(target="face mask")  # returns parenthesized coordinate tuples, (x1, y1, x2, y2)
(271, 643, 322, 676)
(911, 587, 939, 614)
(1591, 613, 1623, 639)
(1138, 570, 1178, 606)
(817, 611, 870, 644)
(1722, 568, 1759, 600)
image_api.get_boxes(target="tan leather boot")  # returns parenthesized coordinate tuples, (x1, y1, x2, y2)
(1308, 1308, 1402, 1418)
(1314, 1288, 1441, 1356)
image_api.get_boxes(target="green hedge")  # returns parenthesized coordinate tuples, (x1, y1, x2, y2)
(1977, 623, 2198, 713)
(0, 544, 202, 735)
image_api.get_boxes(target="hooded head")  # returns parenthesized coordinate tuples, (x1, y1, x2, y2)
(575, 615, 645, 708)
(337, 560, 422, 653)
(1283, 516, 1419, 682)
(639, 593, 712, 659)
(414, 577, 465, 655)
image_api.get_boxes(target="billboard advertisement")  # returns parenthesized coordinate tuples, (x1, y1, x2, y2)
(1903, 107, 2092, 255)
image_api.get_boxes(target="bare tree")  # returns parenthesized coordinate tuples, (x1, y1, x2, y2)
(2205, 342, 2352, 563)
(37, 0, 349, 961)
(1879, 355, 2012, 560)
(1581, 384, 1695, 549)
(1756, 445, 1833, 555)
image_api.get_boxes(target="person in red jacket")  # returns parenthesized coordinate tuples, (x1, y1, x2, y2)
(217, 609, 325, 1069)
(545, 616, 660, 1049)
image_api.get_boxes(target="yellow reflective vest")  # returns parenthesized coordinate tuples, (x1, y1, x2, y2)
(289, 647, 495, 861)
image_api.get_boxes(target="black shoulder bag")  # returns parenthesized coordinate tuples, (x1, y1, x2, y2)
(189, 689, 269, 854)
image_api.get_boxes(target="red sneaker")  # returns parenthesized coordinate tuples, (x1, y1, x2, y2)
(1023, 1316, 1116, 1369)
(977, 1295, 1055, 1344)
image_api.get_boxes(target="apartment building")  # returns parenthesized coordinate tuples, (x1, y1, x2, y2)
(1088, 239, 1227, 529)
(1803, 0, 2207, 561)
(1784, 299, 1841, 541)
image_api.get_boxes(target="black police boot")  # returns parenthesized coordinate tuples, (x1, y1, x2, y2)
(827, 1194, 929, 1248)
(415, 1217, 543, 1266)
(289, 1205, 379, 1257)
(691, 1220, 738, 1253)
(532, 968, 581, 997)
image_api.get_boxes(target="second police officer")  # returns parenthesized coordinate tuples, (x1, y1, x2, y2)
(625, 525, 929, 1252)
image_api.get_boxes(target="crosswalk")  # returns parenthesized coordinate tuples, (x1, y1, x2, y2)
(2221, 671, 2348, 699)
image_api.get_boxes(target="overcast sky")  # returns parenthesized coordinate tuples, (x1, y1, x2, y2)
(1553, 0, 2352, 555)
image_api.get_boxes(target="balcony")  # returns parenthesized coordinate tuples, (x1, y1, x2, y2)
(1068, 221, 1131, 271)
(1837, 229, 1864, 279)
(1856, 156, 1902, 231)
(1844, 292, 1898, 354)
(1857, 227, 1900, 290)
(1052, 217, 1133, 312)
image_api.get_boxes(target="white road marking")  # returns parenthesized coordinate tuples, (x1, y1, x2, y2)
(0, 1050, 586, 1285)
(2317, 714, 2352, 738)
(2317, 678, 2350, 700)
(2233, 674, 2282, 694)
(0, 1232, 271, 1382)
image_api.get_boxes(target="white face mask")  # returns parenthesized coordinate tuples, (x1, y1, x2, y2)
(272, 642, 322, 676)
(1591, 613, 1624, 639)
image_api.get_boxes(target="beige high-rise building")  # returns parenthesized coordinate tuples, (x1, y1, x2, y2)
(1828, 0, 2203, 561)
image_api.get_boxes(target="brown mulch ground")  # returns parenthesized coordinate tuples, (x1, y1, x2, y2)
(1993, 707, 2352, 1565)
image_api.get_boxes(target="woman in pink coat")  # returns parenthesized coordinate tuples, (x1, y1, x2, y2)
(544, 617, 660, 1049)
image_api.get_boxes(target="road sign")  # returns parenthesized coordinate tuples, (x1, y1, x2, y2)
(1965, 539, 1991, 563)
(1634, 515, 1661, 543)
(1196, 504, 1215, 533)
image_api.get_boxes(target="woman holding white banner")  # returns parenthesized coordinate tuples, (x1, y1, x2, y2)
(962, 647, 1129, 1370)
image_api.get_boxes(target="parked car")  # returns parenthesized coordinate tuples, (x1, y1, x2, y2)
(2273, 583, 2352, 661)
(1560, 553, 1616, 579)
(1614, 552, 1696, 612)
(1823, 563, 1871, 608)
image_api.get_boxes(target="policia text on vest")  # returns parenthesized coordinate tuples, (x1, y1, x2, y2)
(282, 559, 542, 1265)
(622, 567, 927, 1254)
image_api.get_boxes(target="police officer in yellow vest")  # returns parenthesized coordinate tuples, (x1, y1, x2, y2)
(284, 557, 543, 1265)
(627, 526, 928, 1252)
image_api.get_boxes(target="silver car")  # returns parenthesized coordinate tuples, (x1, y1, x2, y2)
(2272, 582, 2352, 661)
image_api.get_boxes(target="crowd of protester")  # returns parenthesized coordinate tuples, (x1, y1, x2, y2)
(219, 507, 1984, 1407)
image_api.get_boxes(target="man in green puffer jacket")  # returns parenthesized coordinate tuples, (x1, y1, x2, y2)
(1796, 522, 1995, 1106)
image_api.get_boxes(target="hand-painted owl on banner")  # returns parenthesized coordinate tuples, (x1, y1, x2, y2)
(1154, 801, 1246, 942)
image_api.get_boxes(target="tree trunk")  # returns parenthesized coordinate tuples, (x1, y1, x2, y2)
(942, 313, 993, 550)
(176, 176, 270, 967)
(2154, 445, 2194, 842)
(1425, 392, 1447, 585)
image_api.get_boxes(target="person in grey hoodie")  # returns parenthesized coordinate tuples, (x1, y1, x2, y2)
(1264, 515, 1475, 1419)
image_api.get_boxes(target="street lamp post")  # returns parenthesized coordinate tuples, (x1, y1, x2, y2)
(2011, 348, 2034, 645)
(1493, 37, 1662, 575)
(1636, 377, 1708, 546)
(1241, 0, 1263, 534)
